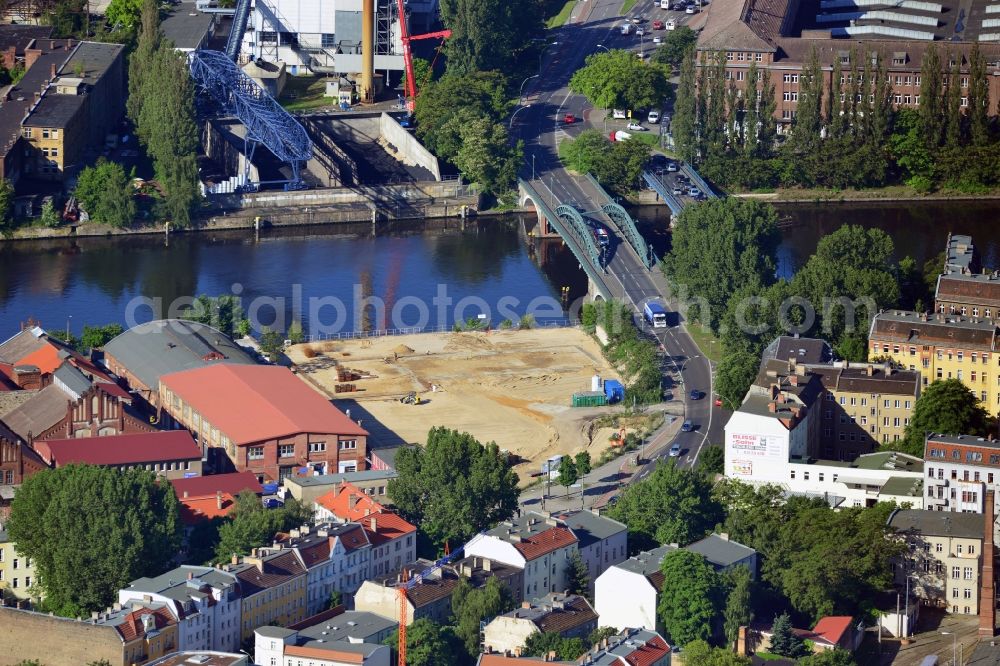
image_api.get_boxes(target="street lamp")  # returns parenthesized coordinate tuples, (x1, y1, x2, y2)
(941, 632, 958, 666)
(539, 41, 559, 71)
(595, 43, 611, 53)
(509, 104, 531, 131)
(519, 74, 539, 104)
(532, 152, 537, 180)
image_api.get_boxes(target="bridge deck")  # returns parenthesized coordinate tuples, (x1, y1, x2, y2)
(642, 171, 683, 214)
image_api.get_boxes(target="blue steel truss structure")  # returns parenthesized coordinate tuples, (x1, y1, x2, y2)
(188, 49, 313, 190)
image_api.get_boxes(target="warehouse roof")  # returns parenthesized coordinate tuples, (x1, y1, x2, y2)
(685, 533, 756, 569)
(161, 2, 215, 50)
(35, 430, 200, 466)
(870, 311, 999, 351)
(552, 509, 627, 550)
(23, 91, 84, 129)
(103, 319, 255, 391)
(888, 509, 984, 540)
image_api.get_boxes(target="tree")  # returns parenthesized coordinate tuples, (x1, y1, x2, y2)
(557, 455, 578, 495)
(608, 461, 722, 553)
(389, 427, 519, 550)
(900, 379, 990, 457)
(328, 590, 343, 609)
(45, 0, 87, 37)
(181, 294, 247, 337)
(105, 0, 144, 30)
(74, 160, 136, 228)
(0, 178, 14, 229)
(652, 26, 697, 66)
(683, 640, 753, 666)
(589, 626, 620, 646)
(7, 465, 181, 616)
(890, 109, 935, 192)
(673, 48, 698, 164)
(40, 199, 60, 228)
(567, 551, 590, 597)
(574, 451, 592, 477)
(758, 67, 777, 156)
(592, 138, 651, 196)
(570, 50, 670, 112)
(790, 47, 823, 155)
(451, 576, 515, 658)
(287, 320, 305, 345)
(799, 649, 857, 666)
(259, 327, 284, 358)
(414, 72, 510, 158)
(657, 549, 722, 646)
(723, 565, 753, 647)
(743, 61, 761, 158)
(215, 491, 314, 561)
(80, 324, 124, 350)
(523, 632, 588, 660)
(715, 346, 758, 410)
(438, 0, 541, 75)
(919, 44, 944, 149)
(698, 446, 725, 476)
(384, 618, 456, 666)
(453, 118, 522, 194)
(769, 612, 806, 657)
(562, 130, 612, 174)
(968, 42, 990, 147)
(944, 54, 962, 149)
(664, 198, 780, 332)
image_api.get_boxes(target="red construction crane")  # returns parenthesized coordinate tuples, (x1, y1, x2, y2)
(395, 0, 451, 111)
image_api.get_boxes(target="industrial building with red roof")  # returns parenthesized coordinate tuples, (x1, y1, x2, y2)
(158, 364, 367, 483)
(34, 430, 203, 479)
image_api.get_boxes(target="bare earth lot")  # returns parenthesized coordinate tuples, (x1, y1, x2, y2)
(288, 328, 633, 481)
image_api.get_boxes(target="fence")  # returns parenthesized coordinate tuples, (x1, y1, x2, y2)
(300, 318, 581, 343)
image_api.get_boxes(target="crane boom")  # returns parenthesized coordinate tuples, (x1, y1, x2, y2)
(394, 0, 451, 109)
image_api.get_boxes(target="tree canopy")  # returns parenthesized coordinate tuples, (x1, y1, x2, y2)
(214, 491, 314, 562)
(384, 618, 457, 666)
(768, 612, 807, 657)
(607, 461, 721, 553)
(652, 26, 697, 67)
(900, 379, 991, 457)
(570, 49, 671, 112)
(438, 0, 542, 75)
(414, 72, 509, 159)
(74, 160, 136, 229)
(663, 198, 780, 332)
(451, 576, 515, 658)
(523, 632, 588, 661)
(7, 464, 182, 616)
(682, 640, 753, 666)
(388, 427, 519, 550)
(657, 549, 723, 646)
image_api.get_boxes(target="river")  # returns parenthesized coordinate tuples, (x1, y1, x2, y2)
(1, 201, 998, 335)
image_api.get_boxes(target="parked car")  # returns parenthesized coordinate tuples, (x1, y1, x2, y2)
(672, 186, 683, 196)
(689, 389, 702, 400)
(686, 5, 697, 12)
(636, 27, 646, 36)
(653, 35, 662, 44)
(666, 162, 679, 172)
(613, 109, 627, 119)
(563, 113, 576, 124)
(626, 122, 647, 131)
(669, 442, 683, 455)
(666, 18, 677, 29)
(648, 110, 661, 123)
(652, 19, 665, 29)
(688, 187, 702, 197)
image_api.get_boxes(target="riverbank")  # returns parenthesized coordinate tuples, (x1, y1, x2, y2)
(633, 180, 1000, 205)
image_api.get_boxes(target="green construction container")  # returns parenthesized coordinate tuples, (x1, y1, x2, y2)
(572, 391, 608, 407)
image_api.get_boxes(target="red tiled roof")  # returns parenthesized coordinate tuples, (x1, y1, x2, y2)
(315, 482, 387, 521)
(171, 471, 264, 500)
(113, 606, 176, 642)
(0, 363, 17, 391)
(513, 526, 577, 560)
(160, 365, 367, 445)
(177, 493, 236, 525)
(16, 343, 63, 375)
(338, 523, 370, 552)
(478, 656, 570, 666)
(625, 635, 671, 666)
(285, 646, 364, 663)
(296, 539, 333, 568)
(35, 430, 200, 466)
(361, 511, 416, 547)
(234, 550, 307, 596)
(811, 616, 853, 647)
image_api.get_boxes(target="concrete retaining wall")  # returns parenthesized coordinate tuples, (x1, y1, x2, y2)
(213, 180, 468, 210)
(379, 112, 441, 181)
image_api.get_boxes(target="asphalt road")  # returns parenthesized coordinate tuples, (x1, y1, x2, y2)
(512, 0, 724, 480)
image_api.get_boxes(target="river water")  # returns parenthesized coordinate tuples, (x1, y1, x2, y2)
(1, 201, 998, 335)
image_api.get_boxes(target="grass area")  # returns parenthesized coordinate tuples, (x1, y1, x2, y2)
(753, 653, 785, 662)
(629, 132, 661, 147)
(277, 76, 333, 112)
(546, 0, 576, 28)
(621, 0, 638, 11)
(684, 322, 724, 364)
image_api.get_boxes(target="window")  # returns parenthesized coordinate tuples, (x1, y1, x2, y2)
(970, 545, 976, 555)
(952, 566, 961, 579)
(958, 544, 964, 554)
(340, 440, 358, 450)
(260, 30, 277, 43)
(12, 558, 17, 570)
(936, 543, 944, 553)
(278, 444, 294, 458)
(309, 441, 326, 452)
(248, 446, 265, 460)
(964, 566, 974, 580)
(23, 127, 31, 138)
(321, 33, 336, 48)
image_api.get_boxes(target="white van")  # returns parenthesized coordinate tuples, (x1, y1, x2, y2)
(612, 109, 627, 119)
(620, 22, 634, 34)
(666, 19, 676, 29)
(660, 0, 670, 7)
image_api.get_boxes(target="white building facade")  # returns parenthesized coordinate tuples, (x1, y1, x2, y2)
(275, 523, 372, 616)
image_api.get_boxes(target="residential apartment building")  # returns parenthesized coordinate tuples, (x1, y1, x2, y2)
(354, 556, 523, 626)
(550, 510, 627, 594)
(272, 522, 372, 616)
(158, 364, 368, 481)
(230, 549, 309, 642)
(0, 424, 46, 516)
(482, 593, 597, 656)
(94, 601, 181, 665)
(923, 434, 1000, 519)
(285, 469, 397, 505)
(812, 362, 920, 454)
(935, 234, 1000, 321)
(314, 481, 387, 522)
(887, 508, 987, 616)
(33, 430, 204, 479)
(254, 609, 395, 666)
(118, 565, 243, 653)
(595, 534, 757, 631)
(695, 0, 1000, 131)
(0, 526, 37, 602)
(103, 319, 256, 409)
(869, 310, 1000, 415)
(464, 513, 579, 600)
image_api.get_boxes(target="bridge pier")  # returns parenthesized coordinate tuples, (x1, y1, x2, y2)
(587, 278, 606, 303)
(518, 186, 560, 238)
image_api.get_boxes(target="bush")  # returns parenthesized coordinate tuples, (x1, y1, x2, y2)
(518, 314, 535, 329)
(302, 346, 318, 359)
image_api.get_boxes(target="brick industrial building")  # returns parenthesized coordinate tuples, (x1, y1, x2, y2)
(695, 0, 1000, 128)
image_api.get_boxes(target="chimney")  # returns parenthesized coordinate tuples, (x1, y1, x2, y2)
(867, 364, 875, 376)
(12, 365, 41, 390)
(767, 402, 777, 413)
(980, 489, 996, 637)
(522, 601, 532, 609)
(737, 626, 749, 656)
(370, 516, 377, 532)
(789, 375, 798, 387)
(796, 364, 806, 377)
(231, 554, 239, 565)
(24, 48, 40, 70)
(349, 494, 359, 510)
(719, 532, 730, 541)
(49, 63, 55, 78)
(187, 571, 193, 580)
(216, 491, 223, 510)
(183, 490, 189, 498)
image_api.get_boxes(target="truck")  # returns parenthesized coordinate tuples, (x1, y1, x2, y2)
(593, 226, 610, 248)
(604, 379, 625, 403)
(644, 301, 668, 328)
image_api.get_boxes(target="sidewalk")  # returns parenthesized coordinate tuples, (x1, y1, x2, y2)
(518, 406, 682, 513)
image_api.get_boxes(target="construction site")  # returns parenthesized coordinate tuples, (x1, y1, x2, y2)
(287, 329, 654, 484)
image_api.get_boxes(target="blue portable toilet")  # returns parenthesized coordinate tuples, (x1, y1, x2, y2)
(604, 379, 625, 403)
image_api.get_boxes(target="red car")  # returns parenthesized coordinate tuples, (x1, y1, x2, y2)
(652, 19, 665, 29)
(563, 113, 576, 124)
(714, 397, 723, 407)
